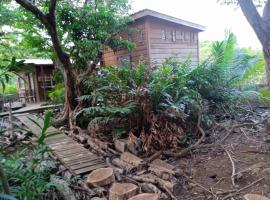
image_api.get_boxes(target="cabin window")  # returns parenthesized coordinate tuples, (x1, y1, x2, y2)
(161, 29, 166, 40)
(191, 32, 196, 43)
(137, 30, 143, 42)
(117, 55, 131, 67)
(171, 30, 176, 42)
(180, 31, 185, 42)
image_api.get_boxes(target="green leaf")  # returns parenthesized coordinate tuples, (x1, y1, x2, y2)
(0, 194, 18, 200)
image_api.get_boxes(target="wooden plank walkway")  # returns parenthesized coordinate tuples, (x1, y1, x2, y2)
(15, 113, 106, 175)
(0, 103, 62, 117)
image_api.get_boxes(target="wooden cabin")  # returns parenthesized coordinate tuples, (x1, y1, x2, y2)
(103, 9, 206, 67)
(17, 59, 55, 103)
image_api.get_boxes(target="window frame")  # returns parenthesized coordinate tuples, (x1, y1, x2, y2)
(161, 29, 166, 40)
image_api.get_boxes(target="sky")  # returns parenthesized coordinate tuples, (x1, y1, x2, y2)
(131, 0, 262, 49)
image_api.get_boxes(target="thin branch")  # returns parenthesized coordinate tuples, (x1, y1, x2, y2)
(164, 111, 205, 158)
(14, 0, 46, 23)
(224, 149, 236, 186)
(221, 178, 264, 200)
(49, 0, 57, 16)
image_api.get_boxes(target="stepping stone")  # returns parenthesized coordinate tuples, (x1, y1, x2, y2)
(87, 167, 115, 187)
(115, 139, 128, 153)
(109, 183, 138, 200)
(120, 152, 144, 167)
(128, 193, 159, 200)
(244, 194, 270, 200)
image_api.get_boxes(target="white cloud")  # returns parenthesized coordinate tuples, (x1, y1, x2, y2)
(131, 0, 261, 49)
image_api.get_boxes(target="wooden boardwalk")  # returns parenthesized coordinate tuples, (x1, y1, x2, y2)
(15, 114, 106, 175)
(0, 103, 62, 117)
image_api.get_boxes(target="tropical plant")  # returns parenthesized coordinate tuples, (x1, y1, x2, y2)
(1, 110, 60, 200)
(48, 83, 65, 104)
(0, 57, 28, 92)
(75, 31, 263, 152)
(9, 0, 135, 125)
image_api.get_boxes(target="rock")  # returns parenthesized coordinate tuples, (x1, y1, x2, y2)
(120, 152, 144, 167)
(72, 127, 80, 135)
(264, 135, 270, 143)
(265, 118, 270, 133)
(127, 137, 142, 155)
(128, 193, 159, 200)
(50, 175, 76, 200)
(244, 194, 270, 200)
(115, 139, 128, 153)
(87, 168, 115, 187)
(112, 158, 136, 173)
(150, 159, 174, 173)
(153, 175, 181, 196)
(109, 183, 139, 200)
(91, 198, 107, 200)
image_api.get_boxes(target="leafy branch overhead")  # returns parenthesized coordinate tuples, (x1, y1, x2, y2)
(12, 0, 135, 124)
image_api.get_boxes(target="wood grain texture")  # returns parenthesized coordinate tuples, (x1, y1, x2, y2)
(15, 113, 106, 175)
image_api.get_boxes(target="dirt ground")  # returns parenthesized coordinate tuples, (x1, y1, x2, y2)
(172, 107, 270, 200)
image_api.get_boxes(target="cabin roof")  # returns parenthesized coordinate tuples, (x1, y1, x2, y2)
(131, 9, 206, 32)
(17, 59, 53, 65)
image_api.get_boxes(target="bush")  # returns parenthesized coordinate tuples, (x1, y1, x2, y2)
(0, 84, 18, 94)
(1, 111, 60, 200)
(75, 32, 261, 152)
(48, 83, 65, 104)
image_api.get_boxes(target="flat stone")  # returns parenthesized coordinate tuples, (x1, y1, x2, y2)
(120, 152, 144, 167)
(109, 183, 139, 200)
(91, 198, 107, 200)
(244, 194, 270, 200)
(128, 193, 159, 200)
(150, 159, 175, 173)
(87, 168, 115, 187)
(115, 139, 128, 153)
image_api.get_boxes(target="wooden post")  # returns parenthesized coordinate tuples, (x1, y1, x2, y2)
(7, 99, 14, 138)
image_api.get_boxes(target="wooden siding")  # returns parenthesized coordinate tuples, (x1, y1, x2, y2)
(148, 17, 199, 66)
(102, 16, 201, 67)
(103, 19, 149, 66)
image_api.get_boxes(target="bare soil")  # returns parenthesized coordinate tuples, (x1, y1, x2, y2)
(171, 107, 270, 200)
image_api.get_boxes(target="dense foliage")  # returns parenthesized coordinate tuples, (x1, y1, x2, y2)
(1, 111, 60, 200)
(75, 32, 262, 152)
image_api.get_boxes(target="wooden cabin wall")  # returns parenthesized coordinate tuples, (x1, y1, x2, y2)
(147, 17, 199, 66)
(35, 65, 54, 102)
(103, 18, 149, 67)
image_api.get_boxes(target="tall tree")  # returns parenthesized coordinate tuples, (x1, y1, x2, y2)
(10, 0, 133, 126)
(221, 0, 270, 87)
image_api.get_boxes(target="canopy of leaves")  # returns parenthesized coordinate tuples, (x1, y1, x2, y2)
(57, 0, 134, 70)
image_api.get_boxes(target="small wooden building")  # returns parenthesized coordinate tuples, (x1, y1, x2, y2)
(17, 59, 55, 103)
(103, 9, 206, 67)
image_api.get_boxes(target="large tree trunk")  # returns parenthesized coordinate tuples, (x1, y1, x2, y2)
(263, 47, 270, 87)
(238, 0, 270, 88)
(60, 68, 78, 127)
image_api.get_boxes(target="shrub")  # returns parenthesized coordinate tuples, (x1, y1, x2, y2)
(48, 83, 65, 104)
(76, 32, 262, 152)
(0, 84, 18, 94)
(1, 111, 60, 200)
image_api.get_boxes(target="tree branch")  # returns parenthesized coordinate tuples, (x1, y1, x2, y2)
(15, 0, 47, 23)
(263, 0, 270, 23)
(238, 0, 270, 45)
(49, 0, 57, 16)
